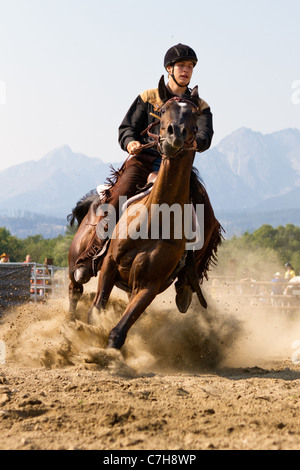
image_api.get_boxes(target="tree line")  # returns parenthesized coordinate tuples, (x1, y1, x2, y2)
(0, 223, 299, 275)
(0, 225, 76, 267)
(215, 223, 300, 280)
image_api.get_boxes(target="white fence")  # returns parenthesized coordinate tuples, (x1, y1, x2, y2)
(208, 277, 300, 314)
(29, 263, 68, 301)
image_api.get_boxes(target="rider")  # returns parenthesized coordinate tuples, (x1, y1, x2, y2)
(75, 44, 222, 312)
(119, 43, 213, 161)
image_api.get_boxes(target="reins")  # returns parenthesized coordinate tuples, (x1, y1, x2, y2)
(133, 96, 199, 158)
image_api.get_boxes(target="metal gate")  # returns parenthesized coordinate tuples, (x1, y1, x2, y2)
(29, 263, 67, 301)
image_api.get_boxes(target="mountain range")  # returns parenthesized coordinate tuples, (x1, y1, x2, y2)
(0, 127, 299, 238)
(199, 127, 300, 211)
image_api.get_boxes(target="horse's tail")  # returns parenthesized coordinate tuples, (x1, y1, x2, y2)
(67, 190, 99, 228)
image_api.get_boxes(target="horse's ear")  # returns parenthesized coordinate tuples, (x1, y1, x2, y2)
(190, 86, 202, 112)
(158, 75, 174, 103)
(190, 85, 199, 99)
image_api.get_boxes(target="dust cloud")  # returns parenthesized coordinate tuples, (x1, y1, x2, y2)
(1, 270, 299, 376)
(208, 243, 300, 369)
(1, 247, 300, 451)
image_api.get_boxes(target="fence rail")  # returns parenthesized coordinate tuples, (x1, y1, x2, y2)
(208, 277, 300, 314)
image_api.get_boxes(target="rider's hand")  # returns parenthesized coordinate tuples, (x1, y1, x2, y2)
(127, 141, 142, 155)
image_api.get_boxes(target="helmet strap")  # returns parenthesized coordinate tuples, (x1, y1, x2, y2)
(170, 66, 189, 88)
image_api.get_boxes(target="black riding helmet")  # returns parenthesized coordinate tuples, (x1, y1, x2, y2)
(164, 43, 198, 69)
(164, 43, 198, 87)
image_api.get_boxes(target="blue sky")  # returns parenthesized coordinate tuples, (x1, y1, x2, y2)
(0, 0, 299, 171)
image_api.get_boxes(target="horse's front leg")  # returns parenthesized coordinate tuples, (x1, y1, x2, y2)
(107, 284, 159, 349)
(67, 216, 95, 317)
(68, 246, 84, 320)
(68, 276, 83, 321)
(87, 254, 117, 324)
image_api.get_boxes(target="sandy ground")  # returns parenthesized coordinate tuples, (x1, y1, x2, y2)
(1, 279, 300, 451)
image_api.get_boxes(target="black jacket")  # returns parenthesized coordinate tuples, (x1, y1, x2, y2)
(118, 85, 214, 157)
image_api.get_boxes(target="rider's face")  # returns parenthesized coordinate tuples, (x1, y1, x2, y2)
(168, 61, 194, 86)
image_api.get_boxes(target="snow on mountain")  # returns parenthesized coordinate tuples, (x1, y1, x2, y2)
(195, 127, 300, 211)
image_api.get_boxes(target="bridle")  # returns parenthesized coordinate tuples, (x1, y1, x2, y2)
(136, 96, 199, 158)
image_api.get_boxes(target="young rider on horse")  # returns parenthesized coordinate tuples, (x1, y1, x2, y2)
(120, 43, 213, 162)
(75, 43, 222, 312)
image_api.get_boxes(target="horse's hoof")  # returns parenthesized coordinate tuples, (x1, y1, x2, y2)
(175, 285, 193, 313)
(87, 307, 94, 324)
(74, 266, 92, 284)
(107, 330, 126, 350)
(87, 305, 101, 325)
(67, 310, 76, 322)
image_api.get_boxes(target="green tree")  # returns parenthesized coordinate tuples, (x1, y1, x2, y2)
(53, 236, 73, 267)
(0, 227, 23, 261)
(214, 224, 300, 279)
(0, 226, 75, 266)
(250, 224, 277, 250)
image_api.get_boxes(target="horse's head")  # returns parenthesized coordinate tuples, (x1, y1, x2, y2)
(158, 76, 201, 158)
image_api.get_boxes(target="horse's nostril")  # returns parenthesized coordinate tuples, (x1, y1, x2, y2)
(167, 124, 174, 135)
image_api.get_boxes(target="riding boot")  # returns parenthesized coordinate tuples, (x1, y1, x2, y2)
(175, 271, 193, 313)
(74, 233, 107, 277)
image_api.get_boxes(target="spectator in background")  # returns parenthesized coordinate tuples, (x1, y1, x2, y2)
(23, 254, 32, 263)
(271, 272, 284, 307)
(43, 258, 53, 276)
(284, 263, 295, 281)
(0, 253, 10, 263)
(271, 272, 284, 295)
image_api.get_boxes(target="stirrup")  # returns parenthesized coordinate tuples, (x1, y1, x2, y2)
(135, 182, 154, 194)
(91, 240, 110, 276)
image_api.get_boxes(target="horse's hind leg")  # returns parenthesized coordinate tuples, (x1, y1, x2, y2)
(107, 285, 159, 350)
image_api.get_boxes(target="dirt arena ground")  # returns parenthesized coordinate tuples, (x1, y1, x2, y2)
(1, 279, 300, 451)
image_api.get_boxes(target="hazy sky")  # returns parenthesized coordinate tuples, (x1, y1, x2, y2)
(0, 0, 299, 171)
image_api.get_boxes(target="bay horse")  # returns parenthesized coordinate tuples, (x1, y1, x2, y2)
(67, 189, 101, 318)
(86, 87, 220, 349)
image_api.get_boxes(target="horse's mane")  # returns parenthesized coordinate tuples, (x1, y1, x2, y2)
(67, 190, 99, 227)
(190, 166, 205, 193)
(190, 166, 224, 281)
(104, 164, 124, 189)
